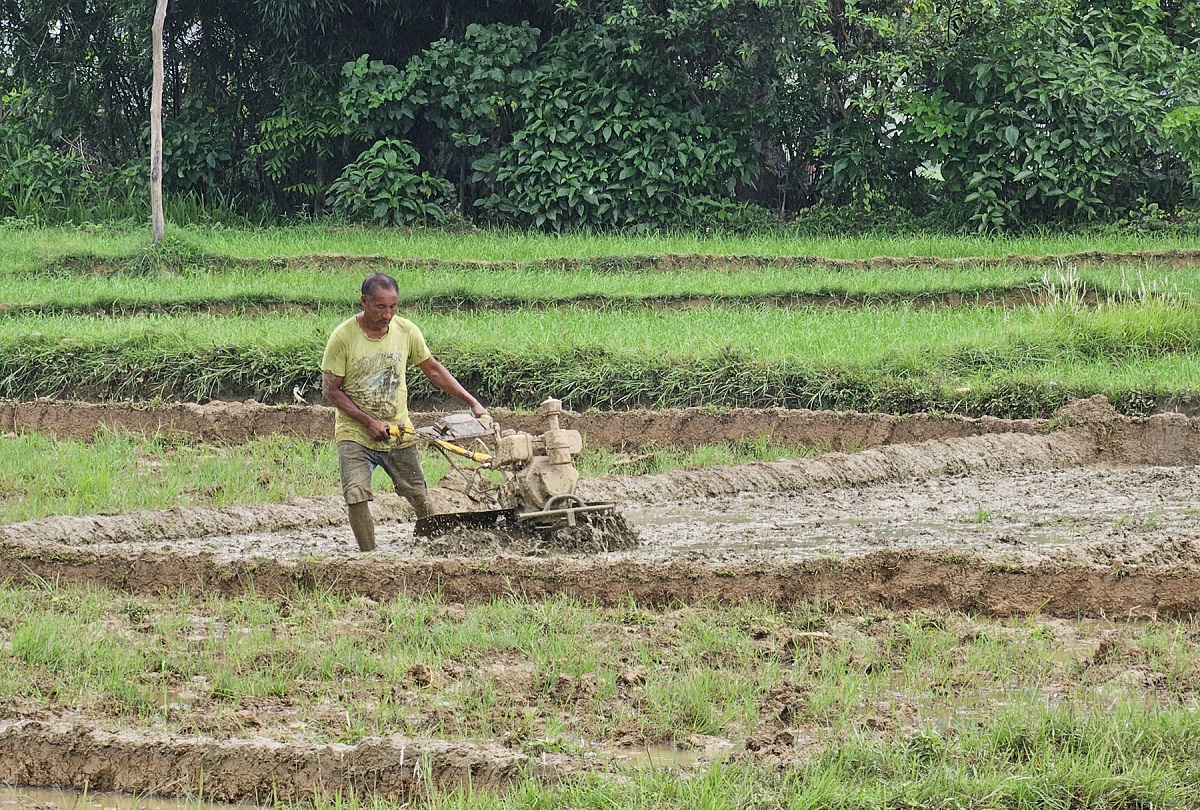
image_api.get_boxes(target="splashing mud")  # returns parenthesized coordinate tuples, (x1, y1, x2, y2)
(422, 510, 642, 556)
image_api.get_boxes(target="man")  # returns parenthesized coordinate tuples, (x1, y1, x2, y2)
(322, 273, 488, 551)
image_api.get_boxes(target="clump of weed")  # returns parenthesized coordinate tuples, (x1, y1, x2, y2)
(121, 238, 216, 275)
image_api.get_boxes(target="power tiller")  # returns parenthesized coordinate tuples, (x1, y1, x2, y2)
(391, 398, 618, 538)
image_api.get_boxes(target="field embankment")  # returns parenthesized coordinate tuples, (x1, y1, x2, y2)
(0, 399, 1053, 450)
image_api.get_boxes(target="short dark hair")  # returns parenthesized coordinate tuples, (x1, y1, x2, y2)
(361, 273, 399, 297)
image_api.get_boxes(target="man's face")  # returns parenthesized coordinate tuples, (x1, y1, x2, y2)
(361, 287, 399, 331)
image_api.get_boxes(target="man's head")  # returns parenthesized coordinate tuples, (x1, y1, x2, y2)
(361, 273, 399, 298)
(359, 273, 400, 332)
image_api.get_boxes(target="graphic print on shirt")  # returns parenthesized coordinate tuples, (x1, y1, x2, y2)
(346, 351, 406, 422)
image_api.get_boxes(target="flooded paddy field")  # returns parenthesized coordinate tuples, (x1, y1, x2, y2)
(2, 397, 1199, 804)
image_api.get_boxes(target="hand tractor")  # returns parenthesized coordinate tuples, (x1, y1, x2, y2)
(391, 398, 633, 548)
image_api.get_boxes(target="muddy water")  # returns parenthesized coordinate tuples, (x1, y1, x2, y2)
(0, 786, 260, 810)
(44, 464, 1197, 572)
(621, 465, 1200, 564)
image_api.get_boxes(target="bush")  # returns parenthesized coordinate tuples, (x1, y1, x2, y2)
(894, 0, 1199, 231)
(325, 138, 455, 226)
(470, 28, 755, 231)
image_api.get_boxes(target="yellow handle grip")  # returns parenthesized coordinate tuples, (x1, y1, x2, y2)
(389, 425, 492, 464)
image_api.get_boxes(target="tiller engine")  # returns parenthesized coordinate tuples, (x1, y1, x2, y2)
(394, 398, 619, 539)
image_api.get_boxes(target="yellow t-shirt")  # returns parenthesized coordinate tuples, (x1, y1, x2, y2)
(321, 314, 432, 450)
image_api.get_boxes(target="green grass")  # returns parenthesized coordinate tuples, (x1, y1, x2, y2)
(3, 225, 1198, 417)
(0, 428, 415, 522)
(0, 427, 820, 523)
(3, 222, 1200, 274)
(2, 261, 1196, 314)
(3, 582, 1200, 807)
(0, 302, 1196, 414)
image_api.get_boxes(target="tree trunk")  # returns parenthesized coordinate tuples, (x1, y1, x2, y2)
(150, 0, 169, 244)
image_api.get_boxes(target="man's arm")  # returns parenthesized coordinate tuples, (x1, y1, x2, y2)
(417, 356, 488, 417)
(322, 371, 392, 441)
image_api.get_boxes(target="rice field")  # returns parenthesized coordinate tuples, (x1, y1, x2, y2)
(1, 225, 1199, 415)
(4, 224, 1200, 810)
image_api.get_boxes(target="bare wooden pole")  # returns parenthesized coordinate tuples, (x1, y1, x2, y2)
(150, 0, 168, 244)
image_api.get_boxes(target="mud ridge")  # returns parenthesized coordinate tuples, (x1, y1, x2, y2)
(46, 248, 1200, 275)
(0, 721, 572, 803)
(7, 399, 1196, 453)
(580, 428, 1098, 504)
(0, 495, 386, 547)
(1, 399, 1054, 450)
(1, 545, 1198, 617)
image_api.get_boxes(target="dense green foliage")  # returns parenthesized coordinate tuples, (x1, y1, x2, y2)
(2, 0, 1198, 230)
(325, 138, 455, 226)
(892, 0, 1199, 230)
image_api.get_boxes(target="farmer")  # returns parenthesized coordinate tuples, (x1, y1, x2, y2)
(322, 272, 488, 551)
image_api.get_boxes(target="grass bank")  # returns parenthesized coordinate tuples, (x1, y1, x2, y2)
(5, 223, 1200, 271)
(3, 581, 1198, 807)
(0, 428, 811, 523)
(2, 262, 1195, 315)
(4, 225, 1198, 417)
(0, 304, 1196, 415)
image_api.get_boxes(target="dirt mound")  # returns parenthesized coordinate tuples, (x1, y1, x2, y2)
(1056, 393, 1121, 424)
(0, 400, 1051, 450)
(0, 721, 572, 803)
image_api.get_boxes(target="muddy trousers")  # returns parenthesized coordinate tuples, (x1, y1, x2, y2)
(338, 441, 433, 551)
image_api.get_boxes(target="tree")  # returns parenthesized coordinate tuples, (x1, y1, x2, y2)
(151, 0, 167, 242)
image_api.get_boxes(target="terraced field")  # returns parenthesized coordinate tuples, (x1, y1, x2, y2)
(2, 228, 1200, 808)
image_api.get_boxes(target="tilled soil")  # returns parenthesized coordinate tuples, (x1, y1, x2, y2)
(3, 396, 1200, 802)
(2, 396, 1198, 615)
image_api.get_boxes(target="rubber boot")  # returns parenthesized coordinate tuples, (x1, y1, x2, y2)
(408, 492, 434, 520)
(348, 501, 376, 551)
